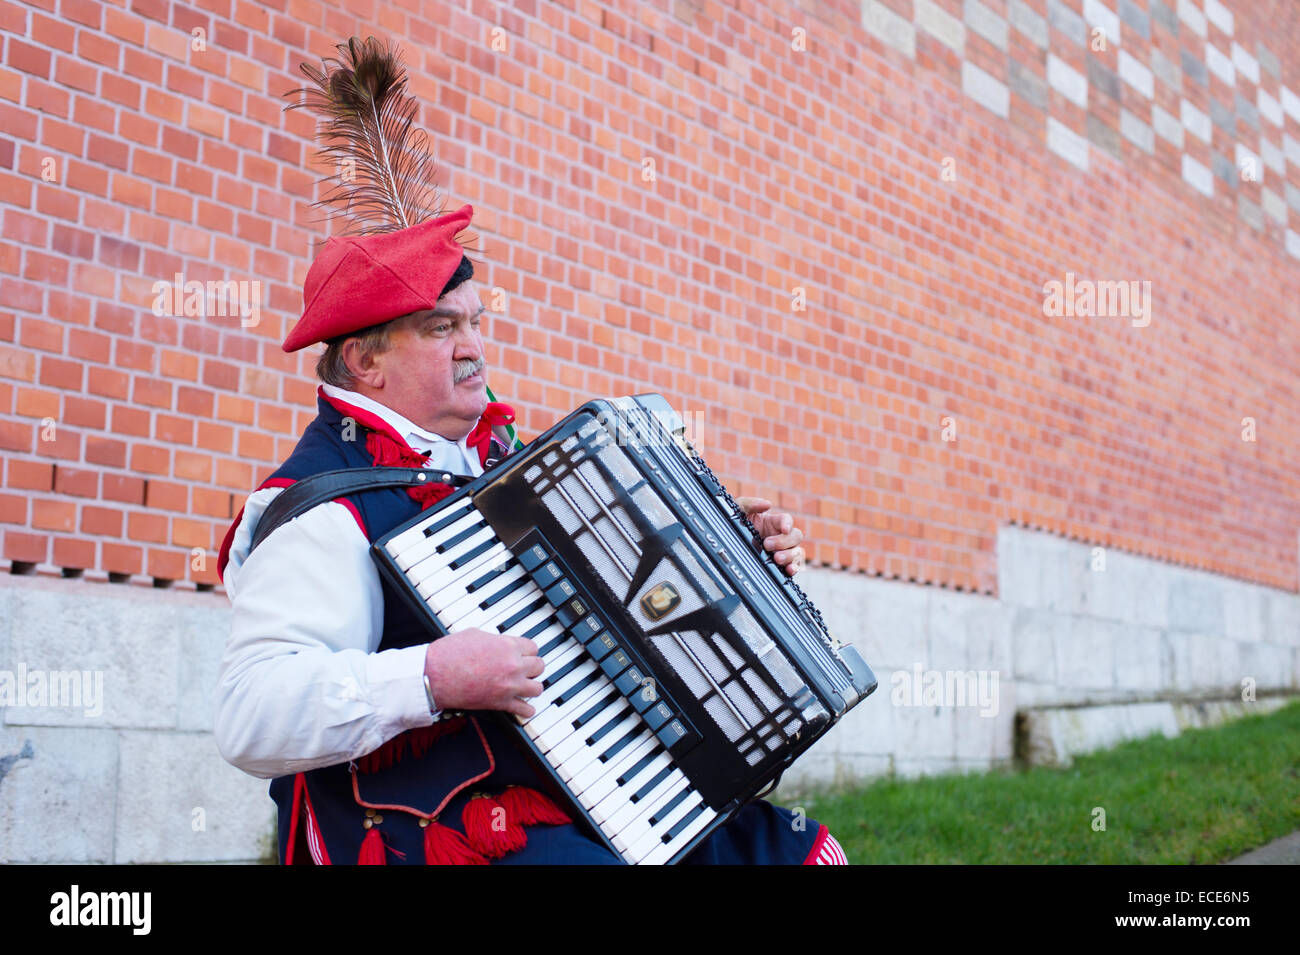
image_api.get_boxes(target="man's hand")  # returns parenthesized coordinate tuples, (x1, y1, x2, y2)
(736, 497, 806, 576)
(423, 629, 544, 719)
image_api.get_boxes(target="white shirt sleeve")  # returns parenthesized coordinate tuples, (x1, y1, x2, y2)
(213, 488, 436, 780)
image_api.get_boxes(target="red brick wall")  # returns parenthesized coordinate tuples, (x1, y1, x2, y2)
(1, 0, 1297, 594)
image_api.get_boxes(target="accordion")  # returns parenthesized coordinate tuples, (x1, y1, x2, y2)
(373, 394, 876, 863)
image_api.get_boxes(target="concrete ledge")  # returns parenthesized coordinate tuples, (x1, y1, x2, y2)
(1018, 695, 1296, 767)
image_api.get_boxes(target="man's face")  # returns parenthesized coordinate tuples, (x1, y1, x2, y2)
(368, 283, 489, 440)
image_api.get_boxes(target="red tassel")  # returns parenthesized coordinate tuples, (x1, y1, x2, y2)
(462, 794, 527, 859)
(423, 820, 488, 865)
(357, 825, 387, 865)
(498, 786, 570, 826)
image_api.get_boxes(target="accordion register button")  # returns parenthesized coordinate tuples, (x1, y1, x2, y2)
(572, 615, 602, 642)
(532, 561, 563, 588)
(643, 701, 673, 731)
(544, 580, 576, 607)
(614, 665, 646, 697)
(515, 543, 548, 571)
(555, 597, 586, 628)
(588, 632, 617, 662)
(600, 649, 632, 678)
(627, 684, 657, 714)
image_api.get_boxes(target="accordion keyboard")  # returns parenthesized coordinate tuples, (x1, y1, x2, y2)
(384, 497, 718, 864)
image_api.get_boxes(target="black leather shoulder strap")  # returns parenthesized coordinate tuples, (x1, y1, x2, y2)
(247, 467, 473, 555)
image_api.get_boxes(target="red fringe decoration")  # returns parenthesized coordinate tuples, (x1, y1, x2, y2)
(462, 794, 527, 859)
(358, 826, 387, 864)
(424, 820, 489, 865)
(498, 786, 570, 827)
(364, 431, 457, 510)
(355, 719, 467, 775)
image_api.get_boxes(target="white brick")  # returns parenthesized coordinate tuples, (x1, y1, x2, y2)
(915, 0, 965, 53)
(1177, 0, 1206, 37)
(1152, 104, 1183, 146)
(1282, 87, 1300, 124)
(1118, 49, 1153, 99)
(1056, 618, 1116, 690)
(1048, 54, 1088, 108)
(964, 0, 1009, 49)
(860, 0, 917, 58)
(1120, 109, 1154, 153)
(1285, 133, 1300, 166)
(962, 60, 1010, 117)
(1008, 0, 1048, 48)
(1235, 143, 1261, 185)
(1182, 153, 1214, 196)
(1205, 43, 1234, 86)
(1203, 0, 1232, 36)
(1231, 43, 1259, 84)
(1180, 98, 1211, 142)
(1289, 230, 1300, 260)
(1261, 139, 1284, 176)
(1261, 188, 1287, 224)
(1083, 0, 1121, 48)
(1258, 89, 1283, 126)
(1048, 117, 1090, 170)
(1113, 627, 1164, 692)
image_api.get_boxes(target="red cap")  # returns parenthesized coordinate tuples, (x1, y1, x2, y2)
(283, 204, 473, 352)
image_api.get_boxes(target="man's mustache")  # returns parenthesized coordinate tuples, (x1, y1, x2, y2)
(453, 357, 485, 383)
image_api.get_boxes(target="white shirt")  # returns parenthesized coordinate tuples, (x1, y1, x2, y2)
(213, 385, 487, 779)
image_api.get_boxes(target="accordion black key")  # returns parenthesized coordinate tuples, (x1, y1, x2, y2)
(373, 394, 877, 863)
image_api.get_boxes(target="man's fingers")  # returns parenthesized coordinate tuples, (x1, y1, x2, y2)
(524, 656, 545, 679)
(763, 526, 803, 551)
(517, 678, 544, 699)
(510, 699, 536, 720)
(736, 496, 771, 517)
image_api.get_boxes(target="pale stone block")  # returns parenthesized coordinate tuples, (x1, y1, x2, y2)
(1117, 0, 1149, 38)
(6, 586, 181, 729)
(1288, 183, 1300, 214)
(1239, 641, 1294, 693)
(862, 578, 929, 671)
(1281, 87, 1300, 124)
(1150, 49, 1180, 90)
(1168, 631, 1233, 693)
(1048, 54, 1088, 107)
(1167, 574, 1224, 632)
(1204, 43, 1234, 86)
(1037, 535, 1089, 615)
(1181, 154, 1213, 197)
(1256, 44, 1279, 78)
(965, 605, 1013, 675)
(860, 0, 917, 58)
(1056, 617, 1116, 690)
(1265, 592, 1300, 647)
(1114, 625, 1164, 692)
(915, 0, 966, 53)
(1083, 0, 1121, 48)
(892, 701, 955, 759)
(1120, 109, 1154, 153)
(1284, 134, 1300, 166)
(1176, 0, 1206, 38)
(1130, 556, 1170, 629)
(1222, 582, 1265, 644)
(0, 726, 117, 863)
(1081, 547, 1137, 622)
(114, 731, 276, 863)
(1261, 140, 1284, 177)
(1048, 0, 1087, 44)
(177, 605, 231, 732)
(1202, 0, 1231, 36)
(1262, 189, 1287, 224)
(1230, 43, 1258, 84)
(1289, 230, 1300, 261)
(963, 61, 1010, 117)
(1008, 0, 1048, 47)
(1118, 50, 1153, 99)
(997, 527, 1039, 607)
(1152, 104, 1184, 146)
(964, 0, 1008, 49)
(893, 756, 962, 779)
(1238, 195, 1263, 232)
(1011, 607, 1058, 681)
(1019, 701, 1179, 767)
(1180, 98, 1211, 141)
(930, 590, 991, 668)
(1258, 89, 1283, 126)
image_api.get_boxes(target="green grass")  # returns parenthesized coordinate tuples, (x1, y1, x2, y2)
(797, 699, 1300, 864)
